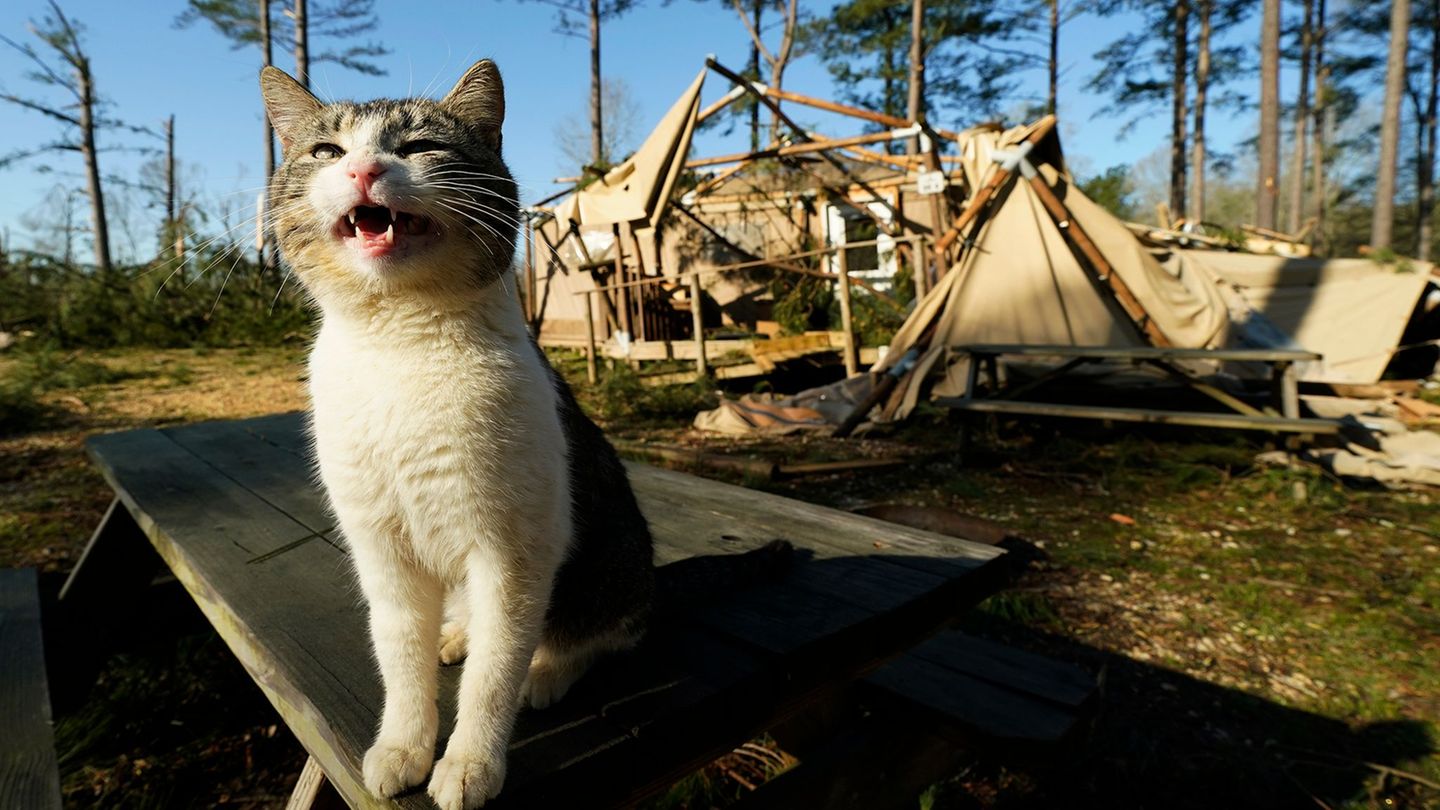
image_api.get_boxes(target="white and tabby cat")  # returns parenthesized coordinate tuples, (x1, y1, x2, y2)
(259, 61, 654, 809)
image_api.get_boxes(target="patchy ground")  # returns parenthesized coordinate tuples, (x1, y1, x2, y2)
(2, 346, 1436, 808)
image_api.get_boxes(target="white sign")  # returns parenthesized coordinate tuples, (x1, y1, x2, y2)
(916, 170, 948, 195)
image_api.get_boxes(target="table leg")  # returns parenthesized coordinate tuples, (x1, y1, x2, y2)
(1274, 361, 1300, 419)
(285, 756, 346, 810)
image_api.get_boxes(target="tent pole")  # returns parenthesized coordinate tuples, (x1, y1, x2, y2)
(1025, 173, 1173, 347)
(933, 116, 1057, 255)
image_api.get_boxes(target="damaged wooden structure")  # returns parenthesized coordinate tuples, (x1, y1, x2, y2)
(519, 58, 977, 383)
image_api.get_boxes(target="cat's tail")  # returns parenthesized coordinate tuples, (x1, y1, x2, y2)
(654, 539, 796, 613)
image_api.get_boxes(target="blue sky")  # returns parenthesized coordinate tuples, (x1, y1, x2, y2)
(0, 0, 1284, 262)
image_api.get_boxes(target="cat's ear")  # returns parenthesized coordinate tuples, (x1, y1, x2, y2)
(441, 59, 504, 151)
(260, 66, 323, 152)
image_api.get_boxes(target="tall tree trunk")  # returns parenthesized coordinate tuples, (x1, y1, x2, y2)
(1311, 0, 1328, 251)
(1258, 0, 1281, 230)
(1286, 0, 1314, 235)
(748, 0, 762, 152)
(294, 0, 309, 88)
(76, 60, 111, 274)
(1170, 0, 1189, 220)
(1418, 0, 1439, 261)
(165, 114, 181, 265)
(1372, 0, 1412, 251)
(907, 0, 926, 155)
(1190, 0, 1211, 223)
(590, 0, 603, 166)
(1047, 0, 1059, 116)
(260, 0, 275, 268)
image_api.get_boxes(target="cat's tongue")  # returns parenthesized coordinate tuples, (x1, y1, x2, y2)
(352, 206, 395, 254)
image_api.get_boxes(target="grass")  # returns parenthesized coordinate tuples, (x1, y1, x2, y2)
(3, 347, 1436, 808)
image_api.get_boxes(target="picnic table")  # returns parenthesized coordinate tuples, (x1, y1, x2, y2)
(67, 412, 1030, 809)
(940, 343, 1341, 434)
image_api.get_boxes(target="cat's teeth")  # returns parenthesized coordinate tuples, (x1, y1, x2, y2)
(387, 207, 397, 223)
(346, 209, 357, 226)
(354, 224, 362, 240)
(384, 223, 395, 245)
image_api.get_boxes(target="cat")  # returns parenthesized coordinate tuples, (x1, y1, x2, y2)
(259, 60, 655, 809)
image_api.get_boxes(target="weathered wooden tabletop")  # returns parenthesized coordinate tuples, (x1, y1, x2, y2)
(84, 412, 1009, 809)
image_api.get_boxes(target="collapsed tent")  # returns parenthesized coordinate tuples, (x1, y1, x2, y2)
(867, 123, 1438, 422)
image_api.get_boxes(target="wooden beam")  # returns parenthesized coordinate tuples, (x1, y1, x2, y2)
(1025, 172, 1172, 347)
(937, 398, 1340, 434)
(932, 116, 1056, 254)
(686, 128, 920, 169)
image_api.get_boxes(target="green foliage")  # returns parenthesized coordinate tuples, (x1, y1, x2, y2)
(770, 273, 834, 335)
(175, 0, 390, 76)
(801, 0, 1023, 126)
(0, 345, 147, 435)
(589, 364, 718, 424)
(0, 251, 312, 349)
(1078, 164, 1138, 221)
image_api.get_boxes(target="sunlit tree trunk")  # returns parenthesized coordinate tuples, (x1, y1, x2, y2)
(77, 59, 111, 274)
(1311, 0, 1328, 251)
(1190, 0, 1210, 223)
(590, 0, 603, 165)
(1372, 0, 1411, 251)
(1170, 0, 1189, 220)
(907, 0, 926, 155)
(1257, 0, 1280, 230)
(1286, 0, 1313, 235)
(294, 0, 309, 88)
(1418, 0, 1439, 261)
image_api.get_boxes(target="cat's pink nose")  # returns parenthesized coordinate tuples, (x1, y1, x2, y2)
(346, 158, 387, 196)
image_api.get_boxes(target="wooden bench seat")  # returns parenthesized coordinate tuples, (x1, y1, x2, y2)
(939, 397, 1341, 434)
(0, 568, 63, 810)
(735, 631, 1098, 809)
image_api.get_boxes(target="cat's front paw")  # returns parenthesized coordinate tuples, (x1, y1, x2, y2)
(427, 752, 505, 810)
(362, 741, 433, 798)
(439, 621, 468, 665)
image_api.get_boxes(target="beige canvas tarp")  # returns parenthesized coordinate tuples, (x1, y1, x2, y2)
(874, 124, 1230, 419)
(1179, 252, 1435, 385)
(553, 70, 705, 271)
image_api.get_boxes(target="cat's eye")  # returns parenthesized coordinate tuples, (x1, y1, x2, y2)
(311, 143, 344, 160)
(396, 139, 448, 157)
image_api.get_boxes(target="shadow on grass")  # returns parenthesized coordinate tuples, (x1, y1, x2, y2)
(947, 611, 1436, 809)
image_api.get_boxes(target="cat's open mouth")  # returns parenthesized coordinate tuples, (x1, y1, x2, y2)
(336, 205, 436, 259)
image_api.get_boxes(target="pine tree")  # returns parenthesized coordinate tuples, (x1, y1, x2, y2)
(804, 0, 1021, 134)
(0, 2, 120, 272)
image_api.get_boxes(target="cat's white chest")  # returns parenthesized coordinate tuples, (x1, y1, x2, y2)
(307, 309, 568, 577)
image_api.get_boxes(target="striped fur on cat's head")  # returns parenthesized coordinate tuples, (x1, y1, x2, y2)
(259, 60, 518, 300)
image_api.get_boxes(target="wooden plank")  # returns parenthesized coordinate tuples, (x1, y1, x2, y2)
(957, 344, 1321, 363)
(163, 419, 332, 537)
(939, 398, 1341, 434)
(900, 632, 1095, 710)
(863, 652, 1077, 747)
(0, 569, 62, 810)
(87, 429, 649, 809)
